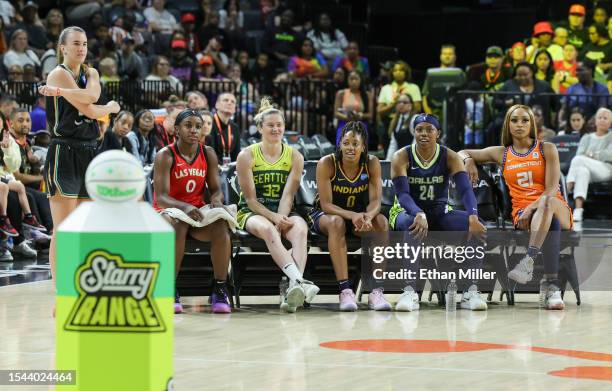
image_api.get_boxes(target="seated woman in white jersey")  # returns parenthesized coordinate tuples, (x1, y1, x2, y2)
(236, 98, 319, 313)
(390, 114, 488, 311)
(309, 121, 390, 311)
(459, 105, 571, 310)
(153, 109, 232, 314)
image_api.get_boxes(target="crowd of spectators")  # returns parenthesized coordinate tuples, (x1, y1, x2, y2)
(0, 1, 611, 259)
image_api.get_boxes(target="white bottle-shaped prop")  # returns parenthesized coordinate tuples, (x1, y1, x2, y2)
(56, 150, 175, 391)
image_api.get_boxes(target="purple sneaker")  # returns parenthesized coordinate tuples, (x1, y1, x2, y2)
(368, 288, 392, 311)
(174, 292, 183, 314)
(211, 290, 231, 314)
(339, 288, 358, 312)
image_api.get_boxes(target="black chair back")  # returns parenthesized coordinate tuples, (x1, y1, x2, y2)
(551, 134, 580, 174)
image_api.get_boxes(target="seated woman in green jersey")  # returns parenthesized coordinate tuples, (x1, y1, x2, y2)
(309, 121, 390, 312)
(236, 98, 319, 313)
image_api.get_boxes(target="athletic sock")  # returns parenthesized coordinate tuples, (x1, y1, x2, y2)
(282, 263, 302, 282)
(338, 279, 351, 292)
(527, 246, 540, 259)
(214, 279, 227, 295)
(545, 276, 559, 287)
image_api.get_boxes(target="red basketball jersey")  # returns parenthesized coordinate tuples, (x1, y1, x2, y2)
(154, 143, 208, 211)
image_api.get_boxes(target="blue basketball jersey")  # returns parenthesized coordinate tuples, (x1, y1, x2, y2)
(406, 143, 449, 212)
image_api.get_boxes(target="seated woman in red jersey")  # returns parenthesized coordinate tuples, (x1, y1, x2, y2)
(309, 121, 388, 312)
(459, 104, 571, 310)
(153, 109, 232, 314)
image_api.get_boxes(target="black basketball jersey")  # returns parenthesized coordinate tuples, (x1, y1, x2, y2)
(406, 143, 449, 212)
(46, 64, 99, 141)
(314, 154, 370, 213)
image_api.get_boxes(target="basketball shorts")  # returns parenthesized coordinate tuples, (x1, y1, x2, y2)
(236, 207, 300, 230)
(308, 209, 356, 235)
(44, 138, 97, 199)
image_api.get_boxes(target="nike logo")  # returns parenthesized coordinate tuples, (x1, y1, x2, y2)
(74, 120, 83, 126)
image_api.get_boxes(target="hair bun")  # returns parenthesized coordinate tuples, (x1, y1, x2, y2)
(257, 96, 275, 114)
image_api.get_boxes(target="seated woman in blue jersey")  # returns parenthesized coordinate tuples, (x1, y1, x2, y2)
(309, 121, 389, 312)
(153, 109, 232, 314)
(390, 113, 488, 311)
(236, 98, 319, 313)
(459, 104, 571, 310)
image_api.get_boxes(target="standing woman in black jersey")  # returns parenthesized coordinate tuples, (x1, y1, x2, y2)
(38, 26, 120, 287)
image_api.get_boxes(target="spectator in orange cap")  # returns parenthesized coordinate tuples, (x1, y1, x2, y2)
(526, 22, 555, 62)
(557, 4, 587, 50)
(508, 42, 526, 68)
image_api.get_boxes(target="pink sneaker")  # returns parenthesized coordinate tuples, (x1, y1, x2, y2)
(174, 292, 183, 314)
(339, 288, 358, 312)
(368, 288, 392, 311)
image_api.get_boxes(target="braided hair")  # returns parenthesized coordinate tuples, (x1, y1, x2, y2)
(335, 121, 368, 165)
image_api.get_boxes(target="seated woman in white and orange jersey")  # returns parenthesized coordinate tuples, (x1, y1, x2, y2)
(309, 121, 388, 312)
(153, 109, 232, 314)
(236, 98, 319, 313)
(459, 104, 571, 310)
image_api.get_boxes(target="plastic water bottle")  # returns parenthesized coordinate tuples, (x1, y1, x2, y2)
(279, 276, 289, 304)
(539, 278, 547, 308)
(446, 279, 457, 312)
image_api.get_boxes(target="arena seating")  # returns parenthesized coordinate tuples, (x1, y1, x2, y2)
(175, 157, 583, 307)
(495, 169, 581, 305)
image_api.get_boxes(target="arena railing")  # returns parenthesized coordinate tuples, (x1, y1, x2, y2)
(445, 89, 612, 151)
(3, 79, 380, 142)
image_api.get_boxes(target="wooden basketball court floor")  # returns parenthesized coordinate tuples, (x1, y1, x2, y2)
(1, 226, 612, 390)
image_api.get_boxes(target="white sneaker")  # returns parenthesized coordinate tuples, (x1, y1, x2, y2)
(508, 255, 534, 284)
(12, 240, 37, 258)
(395, 286, 420, 312)
(572, 208, 584, 222)
(0, 248, 13, 262)
(300, 279, 320, 303)
(29, 229, 51, 244)
(460, 285, 488, 311)
(545, 284, 565, 310)
(280, 280, 304, 313)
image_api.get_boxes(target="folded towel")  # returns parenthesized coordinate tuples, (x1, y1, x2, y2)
(163, 204, 238, 232)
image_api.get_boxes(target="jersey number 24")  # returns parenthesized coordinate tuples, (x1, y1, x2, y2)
(419, 185, 434, 200)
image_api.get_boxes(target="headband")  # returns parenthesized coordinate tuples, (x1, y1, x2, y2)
(413, 113, 440, 130)
(174, 109, 203, 126)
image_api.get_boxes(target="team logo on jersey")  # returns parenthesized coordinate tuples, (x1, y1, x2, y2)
(533, 152, 539, 158)
(64, 250, 165, 333)
(360, 173, 368, 181)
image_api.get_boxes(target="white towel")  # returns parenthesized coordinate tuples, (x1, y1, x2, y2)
(163, 204, 238, 232)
